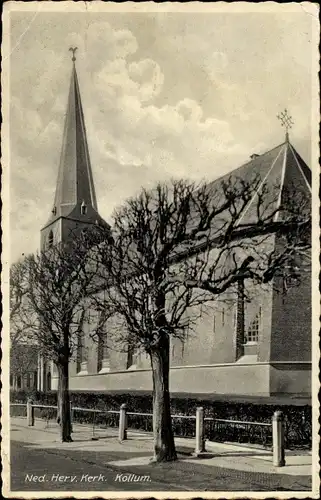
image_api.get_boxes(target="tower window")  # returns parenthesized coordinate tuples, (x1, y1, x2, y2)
(52, 206, 57, 216)
(48, 230, 54, 248)
(81, 201, 87, 215)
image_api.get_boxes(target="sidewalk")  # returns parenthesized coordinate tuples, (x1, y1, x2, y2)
(10, 416, 311, 477)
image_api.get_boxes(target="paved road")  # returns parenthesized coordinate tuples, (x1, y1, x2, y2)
(10, 441, 184, 492)
(10, 440, 312, 492)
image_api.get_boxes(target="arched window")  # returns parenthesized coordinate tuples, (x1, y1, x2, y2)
(221, 308, 225, 326)
(46, 371, 51, 391)
(76, 331, 83, 373)
(97, 332, 108, 372)
(17, 375, 21, 389)
(126, 345, 141, 370)
(81, 201, 87, 215)
(48, 230, 54, 248)
(245, 308, 261, 344)
(76, 324, 87, 373)
(126, 344, 136, 369)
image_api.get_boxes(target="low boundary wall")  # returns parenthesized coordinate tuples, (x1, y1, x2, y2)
(51, 362, 311, 397)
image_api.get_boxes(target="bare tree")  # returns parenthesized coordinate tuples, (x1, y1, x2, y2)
(15, 229, 105, 442)
(92, 175, 310, 462)
(10, 259, 33, 345)
(10, 259, 39, 389)
(10, 344, 38, 390)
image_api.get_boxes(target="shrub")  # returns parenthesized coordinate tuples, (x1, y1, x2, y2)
(10, 389, 311, 448)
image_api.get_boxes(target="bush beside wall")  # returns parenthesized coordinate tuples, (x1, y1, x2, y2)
(10, 389, 311, 448)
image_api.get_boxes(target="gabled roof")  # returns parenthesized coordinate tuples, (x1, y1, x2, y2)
(209, 140, 311, 190)
(86, 137, 312, 294)
(206, 139, 311, 227)
(167, 138, 311, 261)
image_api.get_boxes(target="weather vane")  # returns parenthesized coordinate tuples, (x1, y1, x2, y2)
(69, 46, 78, 62)
(277, 108, 294, 140)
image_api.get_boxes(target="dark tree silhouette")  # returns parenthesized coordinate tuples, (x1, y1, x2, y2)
(92, 175, 310, 462)
(12, 229, 106, 442)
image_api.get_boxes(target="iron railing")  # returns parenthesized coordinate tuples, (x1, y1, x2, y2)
(284, 417, 312, 449)
(32, 404, 58, 428)
(9, 402, 310, 449)
(127, 411, 153, 433)
(205, 417, 272, 447)
(172, 414, 196, 438)
(10, 403, 27, 418)
(126, 412, 197, 438)
(29, 404, 120, 432)
(71, 406, 119, 429)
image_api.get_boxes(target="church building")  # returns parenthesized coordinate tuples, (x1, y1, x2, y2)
(38, 55, 312, 401)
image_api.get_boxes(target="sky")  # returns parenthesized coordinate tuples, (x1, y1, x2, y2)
(8, 5, 316, 263)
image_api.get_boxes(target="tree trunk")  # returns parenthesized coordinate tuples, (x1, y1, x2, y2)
(56, 368, 61, 424)
(150, 335, 177, 462)
(57, 360, 72, 442)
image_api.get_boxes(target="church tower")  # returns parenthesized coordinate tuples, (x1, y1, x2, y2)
(40, 48, 109, 250)
(38, 49, 109, 391)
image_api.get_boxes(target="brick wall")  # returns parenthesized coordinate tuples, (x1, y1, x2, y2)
(270, 273, 311, 362)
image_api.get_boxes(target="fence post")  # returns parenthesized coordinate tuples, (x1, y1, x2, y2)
(119, 403, 127, 442)
(27, 398, 34, 427)
(194, 406, 206, 456)
(272, 411, 285, 467)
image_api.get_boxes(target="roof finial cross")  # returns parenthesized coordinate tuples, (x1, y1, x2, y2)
(69, 46, 78, 62)
(277, 108, 294, 141)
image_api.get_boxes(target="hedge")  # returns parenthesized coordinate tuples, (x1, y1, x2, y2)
(10, 389, 311, 449)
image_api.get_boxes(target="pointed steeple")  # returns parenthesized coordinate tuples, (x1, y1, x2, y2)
(41, 50, 109, 249)
(52, 51, 98, 218)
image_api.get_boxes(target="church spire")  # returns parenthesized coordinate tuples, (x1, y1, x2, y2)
(41, 50, 109, 249)
(52, 49, 98, 218)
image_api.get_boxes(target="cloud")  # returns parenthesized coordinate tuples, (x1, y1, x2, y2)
(8, 25, 256, 262)
(175, 99, 203, 122)
(91, 87, 246, 187)
(65, 22, 139, 75)
(94, 57, 164, 104)
(9, 12, 313, 263)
